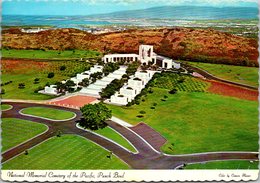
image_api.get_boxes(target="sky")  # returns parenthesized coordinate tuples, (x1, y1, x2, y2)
(2, 0, 259, 16)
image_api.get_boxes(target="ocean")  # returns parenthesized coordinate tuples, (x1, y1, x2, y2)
(2, 6, 258, 28)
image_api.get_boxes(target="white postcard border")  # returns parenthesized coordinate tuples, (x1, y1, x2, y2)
(1, 170, 259, 182)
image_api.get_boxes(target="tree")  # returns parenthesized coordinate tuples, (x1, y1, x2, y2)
(100, 79, 124, 99)
(81, 78, 90, 87)
(18, 83, 25, 89)
(60, 65, 66, 71)
(56, 82, 66, 93)
(90, 72, 103, 80)
(126, 62, 140, 76)
(103, 62, 119, 75)
(65, 80, 76, 92)
(78, 103, 112, 131)
(47, 72, 55, 78)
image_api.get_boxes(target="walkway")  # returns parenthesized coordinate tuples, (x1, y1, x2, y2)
(129, 122, 167, 151)
(2, 102, 258, 169)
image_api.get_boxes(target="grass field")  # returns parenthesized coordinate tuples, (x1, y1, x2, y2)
(1, 104, 12, 111)
(21, 107, 75, 120)
(2, 135, 129, 170)
(2, 60, 91, 100)
(187, 62, 258, 87)
(95, 127, 136, 152)
(2, 118, 48, 152)
(106, 87, 258, 155)
(2, 49, 102, 59)
(106, 86, 258, 169)
(185, 160, 259, 169)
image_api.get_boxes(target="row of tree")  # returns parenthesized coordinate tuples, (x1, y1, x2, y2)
(100, 79, 125, 99)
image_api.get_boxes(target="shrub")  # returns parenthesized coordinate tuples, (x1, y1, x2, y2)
(136, 115, 144, 118)
(169, 88, 177, 94)
(161, 99, 166, 101)
(60, 65, 66, 71)
(126, 102, 132, 107)
(150, 106, 155, 109)
(24, 150, 29, 155)
(47, 72, 55, 78)
(18, 83, 25, 89)
(1, 88, 5, 94)
(148, 88, 154, 93)
(139, 110, 146, 114)
(164, 95, 168, 99)
(34, 78, 40, 84)
(1, 81, 13, 86)
(153, 102, 157, 106)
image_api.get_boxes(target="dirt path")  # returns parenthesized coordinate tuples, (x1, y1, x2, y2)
(2, 102, 258, 169)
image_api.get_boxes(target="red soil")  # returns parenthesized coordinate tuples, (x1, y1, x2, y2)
(2, 59, 50, 74)
(208, 80, 258, 101)
(49, 95, 97, 108)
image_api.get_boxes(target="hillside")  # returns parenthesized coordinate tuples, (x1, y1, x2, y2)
(87, 6, 258, 20)
(2, 28, 258, 66)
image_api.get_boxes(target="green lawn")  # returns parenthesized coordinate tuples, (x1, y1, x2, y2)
(1, 104, 12, 111)
(2, 60, 91, 100)
(21, 107, 75, 120)
(185, 160, 259, 169)
(2, 135, 129, 170)
(1, 73, 66, 100)
(95, 127, 136, 152)
(187, 62, 258, 87)
(106, 88, 258, 155)
(2, 118, 48, 152)
(2, 49, 102, 59)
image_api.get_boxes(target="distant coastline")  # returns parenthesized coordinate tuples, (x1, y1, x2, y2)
(2, 6, 258, 28)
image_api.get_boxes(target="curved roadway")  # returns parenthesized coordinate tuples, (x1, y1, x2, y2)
(2, 102, 258, 169)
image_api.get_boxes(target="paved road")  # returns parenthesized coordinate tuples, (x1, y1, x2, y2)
(2, 102, 258, 169)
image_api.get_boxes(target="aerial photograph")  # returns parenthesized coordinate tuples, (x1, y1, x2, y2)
(1, 0, 259, 172)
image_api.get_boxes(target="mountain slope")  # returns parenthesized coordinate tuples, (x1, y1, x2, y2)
(87, 6, 258, 20)
(2, 28, 258, 66)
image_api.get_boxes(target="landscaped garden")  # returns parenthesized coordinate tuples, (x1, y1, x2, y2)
(2, 118, 48, 152)
(2, 135, 129, 170)
(2, 49, 101, 60)
(1, 104, 12, 111)
(185, 160, 258, 169)
(95, 127, 136, 152)
(20, 107, 75, 120)
(187, 61, 258, 87)
(1, 59, 91, 100)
